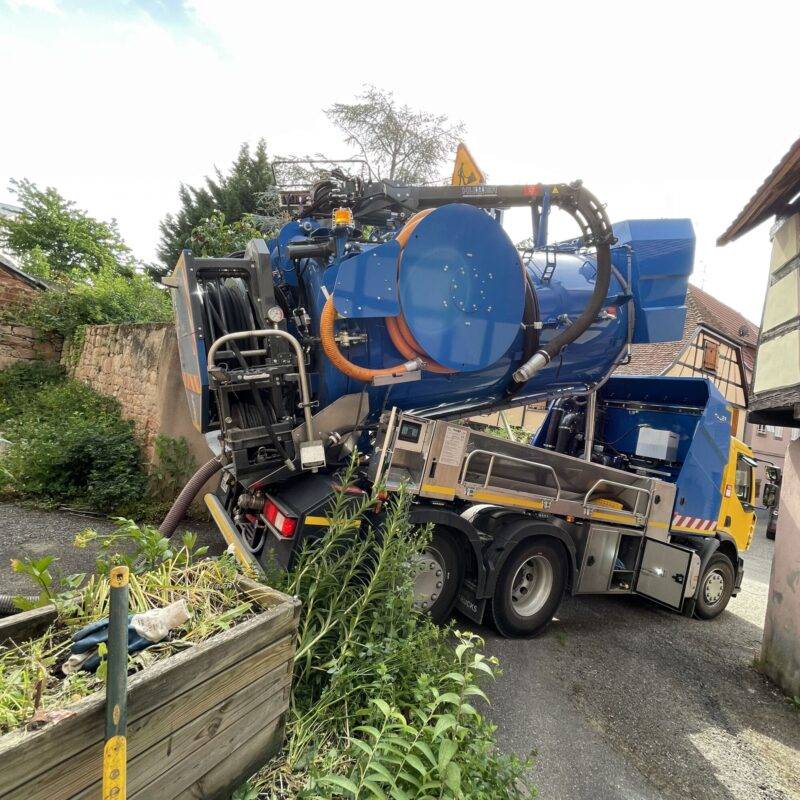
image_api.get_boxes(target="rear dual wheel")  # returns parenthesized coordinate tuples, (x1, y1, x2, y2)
(412, 528, 463, 624)
(490, 539, 567, 637)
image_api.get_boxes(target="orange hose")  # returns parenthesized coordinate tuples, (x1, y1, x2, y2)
(320, 296, 414, 383)
(321, 208, 454, 382)
(386, 209, 454, 374)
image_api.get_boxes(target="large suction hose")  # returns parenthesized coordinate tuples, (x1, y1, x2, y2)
(159, 455, 224, 537)
(512, 184, 614, 385)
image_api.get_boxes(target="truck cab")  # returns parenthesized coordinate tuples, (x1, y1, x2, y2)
(716, 437, 757, 551)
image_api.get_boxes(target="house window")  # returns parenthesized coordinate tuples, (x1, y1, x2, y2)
(756, 424, 767, 435)
(774, 426, 784, 439)
(702, 339, 719, 372)
(792, 429, 800, 441)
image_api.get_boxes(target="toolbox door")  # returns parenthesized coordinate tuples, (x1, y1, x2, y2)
(634, 538, 693, 610)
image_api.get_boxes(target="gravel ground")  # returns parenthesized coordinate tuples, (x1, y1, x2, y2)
(0, 504, 797, 799)
(0, 503, 221, 595)
(482, 513, 800, 800)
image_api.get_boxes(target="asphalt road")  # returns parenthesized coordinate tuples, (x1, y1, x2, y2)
(1, 504, 797, 799)
(482, 515, 800, 800)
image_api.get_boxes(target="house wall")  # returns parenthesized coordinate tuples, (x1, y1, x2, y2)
(0, 268, 62, 369)
(664, 328, 748, 440)
(761, 438, 800, 698)
(67, 323, 212, 465)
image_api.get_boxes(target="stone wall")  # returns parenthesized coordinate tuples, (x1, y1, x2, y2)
(68, 323, 212, 466)
(0, 323, 62, 370)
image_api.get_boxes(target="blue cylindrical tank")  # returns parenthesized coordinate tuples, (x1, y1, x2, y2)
(270, 205, 693, 418)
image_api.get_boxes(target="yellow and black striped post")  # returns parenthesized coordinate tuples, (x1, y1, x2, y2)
(103, 565, 129, 799)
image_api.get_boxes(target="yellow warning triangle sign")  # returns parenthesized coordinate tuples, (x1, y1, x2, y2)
(451, 143, 485, 186)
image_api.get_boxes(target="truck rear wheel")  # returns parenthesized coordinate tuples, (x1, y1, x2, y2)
(412, 528, 463, 624)
(489, 539, 566, 637)
(694, 553, 735, 620)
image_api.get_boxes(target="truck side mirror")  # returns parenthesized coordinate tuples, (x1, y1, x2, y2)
(763, 483, 778, 508)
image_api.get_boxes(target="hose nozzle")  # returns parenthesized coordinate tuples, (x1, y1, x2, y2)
(512, 350, 550, 384)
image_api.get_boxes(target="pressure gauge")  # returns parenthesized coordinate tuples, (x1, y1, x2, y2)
(266, 305, 285, 324)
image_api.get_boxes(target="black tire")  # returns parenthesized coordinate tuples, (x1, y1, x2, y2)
(694, 553, 735, 620)
(489, 539, 567, 637)
(413, 528, 464, 624)
(766, 525, 776, 541)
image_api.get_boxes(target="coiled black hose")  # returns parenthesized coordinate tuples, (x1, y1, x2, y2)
(159, 455, 224, 537)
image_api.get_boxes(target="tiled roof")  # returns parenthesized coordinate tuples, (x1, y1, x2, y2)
(0, 252, 50, 291)
(718, 135, 800, 245)
(614, 285, 758, 376)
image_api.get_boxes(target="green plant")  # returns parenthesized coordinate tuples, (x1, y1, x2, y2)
(188, 210, 275, 257)
(3, 269, 171, 341)
(146, 435, 198, 512)
(0, 179, 138, 281)
(0, 377, 147, 513)
(789, 695, 800, 712)
(158, 139, 279, 267)
(240, 458, 532, 798)
(0, 360, 65, 426)
(1, 555, 249, 734)
(74, 518, 208, 574)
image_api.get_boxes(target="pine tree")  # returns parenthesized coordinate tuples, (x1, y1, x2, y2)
(157, 139, 277, 267)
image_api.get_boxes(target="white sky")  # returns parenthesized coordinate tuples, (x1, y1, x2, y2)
(2, 0, 798, 324)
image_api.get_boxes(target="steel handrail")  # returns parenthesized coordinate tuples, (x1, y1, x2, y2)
(460, 448, 562, 501)
(583, 479, 651, 518)
(207, 329, 314, 442)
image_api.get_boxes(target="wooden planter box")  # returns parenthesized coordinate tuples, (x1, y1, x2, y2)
(0, 578, 300, 800)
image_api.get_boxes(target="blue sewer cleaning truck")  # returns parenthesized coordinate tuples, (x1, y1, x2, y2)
(164, 173, 760, 637)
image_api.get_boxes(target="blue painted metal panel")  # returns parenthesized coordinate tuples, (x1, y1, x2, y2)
(333, 240, 401, 318)
(397, 204, 525, 371)
(611, 219, 694, 344)
(596, 376, 727, 523)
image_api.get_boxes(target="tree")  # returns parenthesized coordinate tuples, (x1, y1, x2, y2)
(157, 139, 279, 267)
(324, 86, 465, 184)
(188, 211, 268, 257)
(0, 179, 136, 281)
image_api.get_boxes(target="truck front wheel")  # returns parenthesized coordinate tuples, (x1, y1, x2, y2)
(490, 539, 567, 637)
(412, 528, 463, 624)
(694, 553, 735, 620)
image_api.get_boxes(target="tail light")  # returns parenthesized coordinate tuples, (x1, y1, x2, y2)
(263, 498, 298, 537)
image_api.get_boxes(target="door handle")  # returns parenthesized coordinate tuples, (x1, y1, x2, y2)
(672, 573, 684, 584)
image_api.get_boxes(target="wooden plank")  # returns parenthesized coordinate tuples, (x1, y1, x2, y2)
(72, 665, 291, 800)
(14, 635, 294, 800)
(172, 715, 285, 800)
(0, 600, 298, 795)
(129, 696, 288, 799)
(0, 604, 57, 646)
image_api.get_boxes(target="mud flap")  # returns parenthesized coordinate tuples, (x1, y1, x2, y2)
(456, 579, 486, 623)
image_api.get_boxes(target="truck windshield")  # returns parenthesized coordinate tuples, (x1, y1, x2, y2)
(735, 455, 753, 504)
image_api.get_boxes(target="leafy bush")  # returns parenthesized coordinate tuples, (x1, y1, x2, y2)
(4, 269, 171, 341)
(0, 178, 138, 282)
(241, 460, 532, 798)
(0, 360, 65, 425)
(0, 375, 147, 513)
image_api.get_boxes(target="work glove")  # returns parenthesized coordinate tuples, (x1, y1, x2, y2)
(63, 599, 190, 674)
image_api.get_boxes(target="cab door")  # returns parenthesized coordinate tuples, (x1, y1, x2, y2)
(717, 440, 756, 551)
